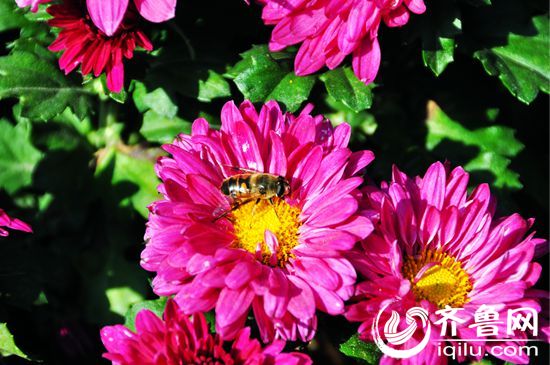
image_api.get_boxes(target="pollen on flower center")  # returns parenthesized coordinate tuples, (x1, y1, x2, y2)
(231, 198, 302, 267)
(402, 250, 472, 308)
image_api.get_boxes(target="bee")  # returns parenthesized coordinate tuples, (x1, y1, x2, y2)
(221, 173, 290, 201)
(213, 168, 290, 222)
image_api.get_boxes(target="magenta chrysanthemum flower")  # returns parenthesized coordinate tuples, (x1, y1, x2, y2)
(0, 208, 32, 237)
(101, 299, 312, 365)
(257, 0, 426, 84)
(345, 162, 548, 364)
(47, 0, 153, 93)
(142, 100, 375, 342)
(15, 0, 51, 12)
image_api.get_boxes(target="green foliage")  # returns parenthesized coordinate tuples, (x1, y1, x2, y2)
(474, 14, 550, 104)
(133, 83, 192, 143)
(95, 145, 160, 218)
(0, 51, 91, 120)
(0, 323, 29, 360)
(426, 101, 524, 188)
(226, 45, 315, 112)
(320, 67, 373, 112)
(0, 119, 43, 194)
(0, 0, 28, 33)
(198, 70, 232, 102)
(420, 0, 462, 76)
(339, 335, 381, 365)
(124, 297, 168, 332)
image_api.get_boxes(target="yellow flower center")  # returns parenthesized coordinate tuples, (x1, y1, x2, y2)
(402, 250, 472, 308)
(231, 198, 302, 267)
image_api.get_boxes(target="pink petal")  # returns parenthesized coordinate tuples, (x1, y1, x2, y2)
(225, 261, 260, 289)
(216, 287, 255, 328)
(287, 277, 315, 319)
(352, 36, 381, 84)
(405, 0, 426, 14)
(87, 0, 129, 37)
(295, 36, 326, 76)
(267, 131, 287, 176)
(134, 309, 163, 334)
(134, 0, 176, 23)
(421, 162, 446, 210)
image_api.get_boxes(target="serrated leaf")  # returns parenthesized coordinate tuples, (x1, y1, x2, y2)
(0, 119, 43, 194)
(226, 45, 314, 111)
(421, 1, 462, 76)
(141, 88, 178, 118)
(0, 51, 92, 120)
(124, 297, 167, 332)
(267, 72, 315, 112)
(0, 0, 28, 32)
(198, 70, 231, 102)
(474, 14, 549, 104)
(140, 110, 191, 144)
(340, 335, 381, 365)
(426, 101, 524, 188)
(0, 323, 29, 360)
(320, 67, 373, 112)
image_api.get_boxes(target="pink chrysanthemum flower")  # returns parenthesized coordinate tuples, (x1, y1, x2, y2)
(0, 208, 32, 237)
(15, 0, 51, 12)
(257, 0, 426, 84)
(142, 100, 375, 342)
(47, 0, 153, 93)
(345, 162, 548, 364)
(101, 299, 312, 365)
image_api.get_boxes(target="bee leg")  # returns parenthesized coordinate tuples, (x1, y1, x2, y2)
(268, 198, 282, 222)
(249, 198, 261, 226)
(212, 199, 254, 223)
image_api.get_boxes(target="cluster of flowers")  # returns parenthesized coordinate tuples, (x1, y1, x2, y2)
(97, 100, 547, 364)
(16, 0, 424, 92)
(16, 0, 175, 92)
(5, 98, 546, 363)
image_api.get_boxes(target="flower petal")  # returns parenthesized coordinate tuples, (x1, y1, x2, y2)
(87, 0, 128, 36)
(134, 0, 176, 23)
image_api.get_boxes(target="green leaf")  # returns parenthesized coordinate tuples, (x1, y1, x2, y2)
(96, 147, 160, 218)
(421, 1, 462, 76)
(0, 51, 92, 120)
(339, 335, 381, 365)
(0, 119, 43, 194)
(198, 70, 231, 102)
(320, 67, 373, 112)
(426, 101, 524, 189)
(107, 287, 146, 317)
(266, 72, 316, 112)
(140, 110, 191, 144)
(141, 88, 178, 118)
(0, 323, 29, 360)
(0, 0, 28, 33)
(124, 297, 168, 332)
(474, 14, 550, 104)
(226, 45, 314, 111)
